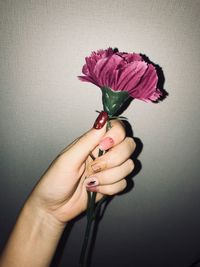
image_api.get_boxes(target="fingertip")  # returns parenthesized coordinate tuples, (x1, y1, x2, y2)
(90, 179, 127, 196)
(99, 137, 114, 150)
(93, 111, 108, 129)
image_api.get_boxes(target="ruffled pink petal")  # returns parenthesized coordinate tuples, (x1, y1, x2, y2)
(85, 57, 97, 73)
(79, 48, 161, 103)
(78, 75, 98, 86)
(129, 64, 160, 101)
(82, 64, 89, 75)
(93, 54, 123, 88)
(149, 89, 162, 101)
(120, 53, 142, 62)
(116, 61, 148, 92)
(92, 48, 113, 61)
(105, 47, 115, 57)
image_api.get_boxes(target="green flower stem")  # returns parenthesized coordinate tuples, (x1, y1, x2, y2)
(78, 121, 111, 267)
(78, 219, 92, 267)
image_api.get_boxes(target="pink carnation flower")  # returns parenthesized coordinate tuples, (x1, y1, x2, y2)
(79, 48, 162, 102)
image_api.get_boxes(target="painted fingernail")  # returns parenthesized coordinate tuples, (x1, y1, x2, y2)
(99, 137, 114, 150)
(93, 111, 108, 129)
(91, 160, 107, 173)
(86, 177, 99, 187)
(91, 164, 102, 172)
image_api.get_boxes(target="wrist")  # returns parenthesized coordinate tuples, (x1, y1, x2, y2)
(0, 198, 66, 267)
(24, 197, 67, 232)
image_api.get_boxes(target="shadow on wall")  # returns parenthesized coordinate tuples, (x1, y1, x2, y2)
(140, 53, 168, 102)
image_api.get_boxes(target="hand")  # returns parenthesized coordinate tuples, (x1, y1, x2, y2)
(0, 114, 136, 267)
(28, 117, 136, 224)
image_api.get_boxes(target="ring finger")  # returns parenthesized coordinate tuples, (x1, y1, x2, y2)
(87, 179, 127, 195)
(85, 159, 134, 188)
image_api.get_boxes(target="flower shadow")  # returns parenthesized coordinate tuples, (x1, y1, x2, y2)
(140, 53, 168, 102)
(113, 47, 168, 104)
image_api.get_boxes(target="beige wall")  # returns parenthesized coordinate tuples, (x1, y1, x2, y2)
(1, 1, 200, 266)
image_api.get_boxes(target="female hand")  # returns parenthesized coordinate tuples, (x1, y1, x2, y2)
(0, 113, 136, 267)
(28, 114, 136, 224)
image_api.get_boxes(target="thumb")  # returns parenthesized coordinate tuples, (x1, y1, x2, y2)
(61, 111, 108, 167)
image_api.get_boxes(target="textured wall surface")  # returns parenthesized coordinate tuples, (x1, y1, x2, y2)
(1, 1, 200, 266)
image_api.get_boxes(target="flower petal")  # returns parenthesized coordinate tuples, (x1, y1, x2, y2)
(82, 64, 89, 75)
(78, 75, 98, 86)
(85, 57, 97, 73)
(116, 61, 148, 92)
(93, 54, 123, 88)
(79, 48, 161, 103)
(119, 52, 142, 62)
(129, 64, 160, 101)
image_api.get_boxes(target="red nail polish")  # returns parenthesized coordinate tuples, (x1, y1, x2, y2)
(93, 111, 108, 129)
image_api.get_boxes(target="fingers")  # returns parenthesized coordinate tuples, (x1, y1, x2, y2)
(85, 159, 134, 187)
(85, 132, 136, 195)
(88, 179, 127, 195)
(98, 119, 126, 150)
(91, 137, 136, 172)
(57, 114, 108, 167)
(85, 158, 134, 195)
(65, 127, 106, 164)
(58, 118, 127, 170)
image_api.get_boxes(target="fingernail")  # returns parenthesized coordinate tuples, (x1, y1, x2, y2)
(91, 164, 102, 172)
(93, 111, 108, 129)
(86, 177, 99, 187)
(99, 137, 114, 150)
(91, 160, 107, 173)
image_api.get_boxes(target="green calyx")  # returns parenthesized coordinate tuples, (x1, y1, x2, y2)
(101, 87, 130, 116)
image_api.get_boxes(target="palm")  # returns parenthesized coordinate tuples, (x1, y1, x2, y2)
(32, 154, 95, 223)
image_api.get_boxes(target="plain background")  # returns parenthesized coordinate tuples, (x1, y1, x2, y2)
(0, 1, 200, 266)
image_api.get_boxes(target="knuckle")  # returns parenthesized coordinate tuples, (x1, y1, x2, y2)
(107, 149, 119, 163)
(126, 137, 136, 151)
(103, 180, 127, 196)
(112, 120, 126, 141)
(120, 179, 127, 192)
(127, 159, 135, 172)
(104, 187, 115, 196)
(118, 126, 126, 141)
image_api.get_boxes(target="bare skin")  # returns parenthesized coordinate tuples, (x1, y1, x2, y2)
(0, 120, 136, 267)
